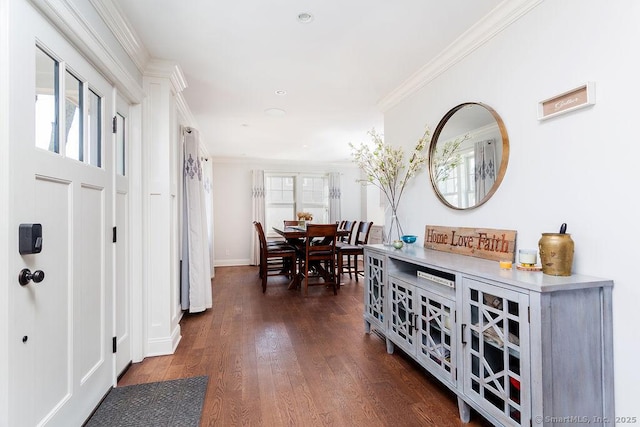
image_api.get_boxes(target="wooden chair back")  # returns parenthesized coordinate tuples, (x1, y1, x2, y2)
(353, 221, 373, 245)
(254, 221, 267, 250)
(253, 221, 296, 293)
(339, 220, 356, 243)
(305, 223, 338, 256)
(300, 223, 338, 296)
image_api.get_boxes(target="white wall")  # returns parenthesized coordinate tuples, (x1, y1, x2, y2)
(383, 0, 639, 416)
(211, 158, 364, 266)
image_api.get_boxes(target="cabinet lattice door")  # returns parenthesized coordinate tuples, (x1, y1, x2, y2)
(462, 278, 530, 427)
(365, 251, 385, 330)
(416, 289, 456, 386)
(388, 277, 417, 354)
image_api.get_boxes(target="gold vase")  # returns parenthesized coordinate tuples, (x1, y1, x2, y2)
(538, 233, 574, 276)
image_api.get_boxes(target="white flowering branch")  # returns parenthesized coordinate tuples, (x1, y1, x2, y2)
(349, 127, 431, 240)
(431, 134, 469, 183)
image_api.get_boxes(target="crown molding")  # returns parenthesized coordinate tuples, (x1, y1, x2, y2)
(211, 156, 358, 169)
(377, 0, 544, 112)
(176, 92, 198, 129)
(144, 59, 188, 94)
(29, 0, 144, 102)
(90, 0, 150, 73)
(143, 60, 196, 129)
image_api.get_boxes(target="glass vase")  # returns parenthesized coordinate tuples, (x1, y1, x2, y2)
(385, 205, 404, 245)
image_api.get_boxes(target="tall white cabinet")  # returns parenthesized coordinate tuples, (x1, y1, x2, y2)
(363, 244, 614, 427)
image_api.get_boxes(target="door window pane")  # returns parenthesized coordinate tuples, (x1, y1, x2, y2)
(64, 70, 83, 161)
(88, 89, 101, 167)
(116, 113, 125, 175)
(35, 47, 59, 153)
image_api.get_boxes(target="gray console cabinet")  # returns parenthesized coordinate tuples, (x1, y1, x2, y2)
(363, 244, 614, 427)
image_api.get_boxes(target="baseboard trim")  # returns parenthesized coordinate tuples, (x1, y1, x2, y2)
(214, 258, 251, 267)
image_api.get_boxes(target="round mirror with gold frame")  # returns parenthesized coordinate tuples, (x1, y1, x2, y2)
(428, 102, 509, 210)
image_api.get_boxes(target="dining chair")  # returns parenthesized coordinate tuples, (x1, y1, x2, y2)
(338, 220, 355, 243)
(336, 221, 373, 281)
(335, 221, 355, 276)
(283, 220, 300, 227)
(253, 221, 297, 293)
(296, 223, 338, 296)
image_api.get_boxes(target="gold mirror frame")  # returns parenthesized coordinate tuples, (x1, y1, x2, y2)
(428, 102, 509, 210)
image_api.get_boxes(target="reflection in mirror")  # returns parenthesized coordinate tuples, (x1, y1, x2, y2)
(429, 103, 509, 210)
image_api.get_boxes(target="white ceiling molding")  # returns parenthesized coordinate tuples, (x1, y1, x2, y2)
(89, 0, 198, 128)
(90, 0, 150, 73)
(210, 156, 358, 168)
(144, 59, 188, 94)
(144, 59, 198, 129)
(377, 0, 544, 112)
(176, 92, 198, 130)
(28, 0, 145, 102)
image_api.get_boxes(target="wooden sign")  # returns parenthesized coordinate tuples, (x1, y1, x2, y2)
(538, 82, 595, 120)
(424, 225, 517, 262)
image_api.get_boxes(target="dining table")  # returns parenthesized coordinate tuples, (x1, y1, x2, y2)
(272, 225, 308, 241)
(272, 225, 350, 290)
(272, 225, 350, 241)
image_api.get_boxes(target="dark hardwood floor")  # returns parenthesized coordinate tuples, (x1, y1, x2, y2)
(118, 266, 493, 426)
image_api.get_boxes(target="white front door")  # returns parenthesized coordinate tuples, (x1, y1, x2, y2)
(114, 96, 132, 377)
(7, 2, 114, 425)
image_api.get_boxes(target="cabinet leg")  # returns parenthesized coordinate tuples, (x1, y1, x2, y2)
(364, 319, 371, 334)
(457, 397, 471, 423)
(386, 338, 395, 354)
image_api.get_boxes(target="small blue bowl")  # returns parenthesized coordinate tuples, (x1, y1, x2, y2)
(401, 235, 417, 244)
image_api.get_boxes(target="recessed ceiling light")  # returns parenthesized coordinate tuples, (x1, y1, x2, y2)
(264, 108, 286, 117)
(297, 12, 313, 23)
(275, 90, 287, 96)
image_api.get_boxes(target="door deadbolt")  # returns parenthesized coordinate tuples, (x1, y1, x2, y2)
(18, 268, 45, 286)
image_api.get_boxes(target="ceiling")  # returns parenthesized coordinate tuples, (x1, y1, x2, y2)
(113, 0, 503, 163)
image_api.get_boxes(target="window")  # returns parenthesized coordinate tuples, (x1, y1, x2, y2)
(439, 149, 475, 207)
(264, 173, 329, 235)
(35, 45, 103, 167)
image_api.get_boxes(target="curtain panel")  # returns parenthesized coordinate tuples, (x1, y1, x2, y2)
(181, 128, 213, 313)
(328, 172, 341, 223)
(474, 138, 496, 202)
(251, 169, 266, 265)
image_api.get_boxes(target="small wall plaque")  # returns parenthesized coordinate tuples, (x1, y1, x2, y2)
(424, 225, 517, 262)
(538, 82, 595, 120)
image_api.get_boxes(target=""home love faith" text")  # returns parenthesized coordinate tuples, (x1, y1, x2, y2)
(425, 228, 510, 253)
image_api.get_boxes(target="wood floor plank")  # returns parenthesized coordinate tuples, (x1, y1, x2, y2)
(118, 265, 492, 426)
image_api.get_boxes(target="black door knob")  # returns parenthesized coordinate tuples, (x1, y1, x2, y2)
(18, 268, 45, 286)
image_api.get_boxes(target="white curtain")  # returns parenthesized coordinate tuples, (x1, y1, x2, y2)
(328, 172, 341, 223)
(474, 139, 497, 202)
(250, 169, 265, 266)
(181, 128, 213, 313)
(202, 157, 215, 278)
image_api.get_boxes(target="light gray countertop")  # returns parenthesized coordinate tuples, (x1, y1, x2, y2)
(364, 244, 613, 293)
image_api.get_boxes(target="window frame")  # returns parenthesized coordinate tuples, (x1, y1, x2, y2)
(264, 172, 329, 237)
(35, 43, 104, 168)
